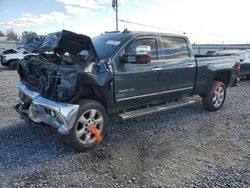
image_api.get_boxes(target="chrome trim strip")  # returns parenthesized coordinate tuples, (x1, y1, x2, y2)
(116, 87, 193, 102)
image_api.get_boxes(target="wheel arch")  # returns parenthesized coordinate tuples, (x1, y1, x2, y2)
(213, 71, 231, 88)
(76, 84, 109, 109)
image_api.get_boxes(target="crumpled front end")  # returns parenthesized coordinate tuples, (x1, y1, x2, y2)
(17, 82, 79, 134)
(17, 30, 112, 104)
(15, 30, 112, 133)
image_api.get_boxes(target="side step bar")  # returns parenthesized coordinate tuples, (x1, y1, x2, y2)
(119, 99, 195, 120)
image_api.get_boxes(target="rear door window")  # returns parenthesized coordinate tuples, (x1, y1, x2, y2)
(158, 36, 189, 60)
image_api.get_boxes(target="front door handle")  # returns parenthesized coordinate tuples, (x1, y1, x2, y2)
(152, 67, 163, 71)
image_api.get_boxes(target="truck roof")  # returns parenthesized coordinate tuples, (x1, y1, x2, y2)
(101, 30, 188, 39)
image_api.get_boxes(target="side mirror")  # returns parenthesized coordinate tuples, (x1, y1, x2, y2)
(135, 45, 151, 54)
(120, 53, 151, 64)
(120, 45, 152, 64)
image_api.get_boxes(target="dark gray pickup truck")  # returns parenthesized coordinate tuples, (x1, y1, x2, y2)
(16, 30, 240, 152)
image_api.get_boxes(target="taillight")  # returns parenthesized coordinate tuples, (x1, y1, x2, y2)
(236, 62, 240, 75)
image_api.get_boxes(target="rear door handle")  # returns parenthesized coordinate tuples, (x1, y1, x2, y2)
(187, 63, 196, 68)
(152, 67, 163, 71)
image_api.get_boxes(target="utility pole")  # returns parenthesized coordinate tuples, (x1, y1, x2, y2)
(115, 0, 118, 31)
(112, 0, 118, 31)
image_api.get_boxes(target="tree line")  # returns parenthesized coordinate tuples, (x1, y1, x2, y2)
(0, 30, 37, 41)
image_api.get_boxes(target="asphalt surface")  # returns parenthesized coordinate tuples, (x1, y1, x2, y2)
(0, 67, 249, 188)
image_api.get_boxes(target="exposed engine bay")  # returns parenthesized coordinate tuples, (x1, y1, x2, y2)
(17, 30, 112, 103)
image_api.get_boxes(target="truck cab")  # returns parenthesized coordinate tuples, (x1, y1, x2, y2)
(98, 32, 196, 112)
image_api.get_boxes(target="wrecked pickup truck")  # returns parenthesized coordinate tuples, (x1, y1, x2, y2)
(15, 30, 240, 152)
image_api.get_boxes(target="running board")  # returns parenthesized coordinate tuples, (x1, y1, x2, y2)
(119, 99, 195, 120)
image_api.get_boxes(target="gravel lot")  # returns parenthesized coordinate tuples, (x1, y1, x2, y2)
(0, 67, 249, 188)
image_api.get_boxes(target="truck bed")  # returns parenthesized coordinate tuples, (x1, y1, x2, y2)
(193, 55, 239, 95)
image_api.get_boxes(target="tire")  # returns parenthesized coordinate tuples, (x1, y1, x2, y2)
(246, 75, 250, 80)
(64, 99, 108, 152)
(8, 60, 18, 70)
(202, 81, 226, 111)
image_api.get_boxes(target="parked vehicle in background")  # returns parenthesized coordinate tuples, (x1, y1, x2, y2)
(213, 50, 250, 79)
(15, 30, 240, 152)
(0, 49, 30, 70)
(1, 49, 18, 55)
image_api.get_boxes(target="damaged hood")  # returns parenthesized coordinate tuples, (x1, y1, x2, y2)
(17, 30, 99, 60)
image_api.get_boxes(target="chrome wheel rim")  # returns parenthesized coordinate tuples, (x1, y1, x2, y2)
(212, 86, 225, 108)
(76, 109, 104, 144)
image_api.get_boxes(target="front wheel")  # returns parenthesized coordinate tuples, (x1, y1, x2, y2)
(64, 99, 108, 152)
(202, 81, 226, 111)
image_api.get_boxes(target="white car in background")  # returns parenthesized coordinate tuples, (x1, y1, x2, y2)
(0, 49, 29, 70)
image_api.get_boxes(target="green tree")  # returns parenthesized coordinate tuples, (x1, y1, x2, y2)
(6, 29, 18, 41)
(0, 30, 5, 37)
(21, 31, 37, 39)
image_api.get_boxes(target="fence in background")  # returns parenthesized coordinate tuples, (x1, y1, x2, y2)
(0, 41, 19, 52)
(193, 44, 250, 55)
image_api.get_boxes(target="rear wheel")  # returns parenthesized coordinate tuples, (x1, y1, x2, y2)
(246, 75, 250, 80)
(8, 60, 18, 70)
(64, 99, 108, 152)
(202, 81, 226, 111)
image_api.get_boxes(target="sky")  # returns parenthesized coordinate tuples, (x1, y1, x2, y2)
(0, 0, 250, 44)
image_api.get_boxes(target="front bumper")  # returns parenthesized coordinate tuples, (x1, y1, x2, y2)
(17, 82, 79, 134)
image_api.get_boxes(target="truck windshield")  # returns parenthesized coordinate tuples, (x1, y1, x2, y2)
(92, 34, 129, 59)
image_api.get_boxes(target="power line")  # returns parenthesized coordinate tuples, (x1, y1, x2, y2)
(119, 19, 185, 34)
(118, 2, 231, 38)
(101, 4, 110, 23)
